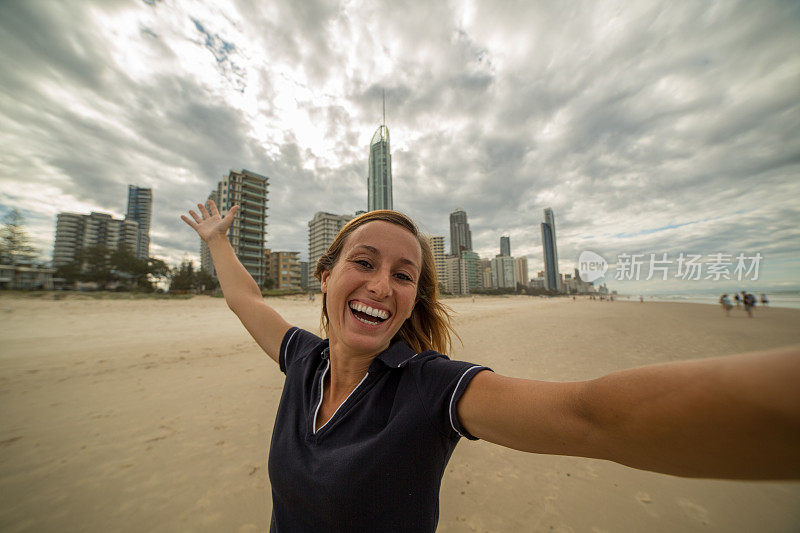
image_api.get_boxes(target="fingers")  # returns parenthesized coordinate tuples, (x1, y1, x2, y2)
(220, 204, 239, 231)
(180, 214, 198, 229)
(224, 204, 239, 220)
(188, 209, 202, 224)
(208, 199, 220, 217)
(197, 202, 210, 219)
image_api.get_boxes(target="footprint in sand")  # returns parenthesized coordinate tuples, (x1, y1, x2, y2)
(1, 436, 23, 447)
(676, 498, 710, 525)
(635, 491, 652, 504)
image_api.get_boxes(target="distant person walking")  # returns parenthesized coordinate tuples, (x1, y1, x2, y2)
(761, 294, 769, 307)
(742, 291, 755, 318)
(734, 293, 741, 309)
(720, 294, 733, 317)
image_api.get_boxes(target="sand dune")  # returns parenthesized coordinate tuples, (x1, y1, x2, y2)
(1, 294, 798, 532)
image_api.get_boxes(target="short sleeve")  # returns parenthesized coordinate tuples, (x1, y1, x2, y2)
(279, 327, 323, 374)
(411, 354, 492, 441)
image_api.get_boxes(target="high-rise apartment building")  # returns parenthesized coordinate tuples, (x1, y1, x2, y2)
(500, 236, 511, 257)
(299, 261, 310, 291)
(367, 95, 392, 211)
(200, 191, 219, 277)
(541, 207, 561, 292)
(425, 235, 446, 289)
(461, 250, 481, 291)
(125, 185, 152, 260)
(265, 249, 302, 290)
(514, 256, 529, 288)
(449, 208, 472, 256)
(491, 255, 516, 289)
(308, 212, 354, 274)
(53, 212, 138, 266)
(200, 169, 269, 286)
(479, 258, 493, 289)
(444, 255, 469, 295)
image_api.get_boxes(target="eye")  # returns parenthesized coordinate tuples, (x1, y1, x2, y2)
(394, 272, 414, 282)
(353, 259, 372, 269)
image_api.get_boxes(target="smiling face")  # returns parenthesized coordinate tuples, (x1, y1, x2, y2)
(320, 220, 422, 358)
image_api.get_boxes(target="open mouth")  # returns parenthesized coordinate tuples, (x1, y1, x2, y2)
(348, 301, 390, 326)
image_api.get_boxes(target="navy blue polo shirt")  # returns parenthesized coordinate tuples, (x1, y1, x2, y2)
(268, 327, 492, 532)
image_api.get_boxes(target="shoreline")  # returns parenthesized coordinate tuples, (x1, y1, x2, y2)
(3, 289, 798, 310)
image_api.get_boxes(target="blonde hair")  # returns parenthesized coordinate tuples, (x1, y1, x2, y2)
(314, 210, 459, 354)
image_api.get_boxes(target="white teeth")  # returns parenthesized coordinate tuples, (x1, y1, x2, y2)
(349, 302, 389, 320)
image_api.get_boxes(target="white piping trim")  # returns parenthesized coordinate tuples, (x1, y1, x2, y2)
(313, 364, 370, 434)
(397, 352, 421, 368)
(282, 328, 300, 368)
(448, 365, 483, 437)
(312, 360, 330, 434)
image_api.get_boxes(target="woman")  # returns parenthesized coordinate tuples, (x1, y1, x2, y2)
(183, 201, 800, 532)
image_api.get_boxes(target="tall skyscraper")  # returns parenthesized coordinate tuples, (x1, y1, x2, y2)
(449, 208, 472, 256)
(500, 236, 511, 257)
(308, 212, 354, 278)
(540, 207, 561, 292)
(53, 212, 138, 266)
(200, 169, 269, 286)
(125, 185, 152, 260)
(367, 93, 392, 211)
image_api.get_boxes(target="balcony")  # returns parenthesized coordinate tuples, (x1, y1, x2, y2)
(239, 250, 263, 259)
(241, 196, 265, 207)
(240, 215, 264, 225)
(242, 185, 267, 197)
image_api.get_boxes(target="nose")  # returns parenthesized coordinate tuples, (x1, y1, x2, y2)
(366, 269, 391, 298)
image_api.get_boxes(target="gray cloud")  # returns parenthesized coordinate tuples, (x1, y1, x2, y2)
(1, 0, 799, 291)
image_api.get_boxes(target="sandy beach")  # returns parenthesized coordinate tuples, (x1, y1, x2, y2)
(1, 294, 799, 532)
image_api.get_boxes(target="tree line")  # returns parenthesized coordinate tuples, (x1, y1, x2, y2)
(1, 209, 218, 293)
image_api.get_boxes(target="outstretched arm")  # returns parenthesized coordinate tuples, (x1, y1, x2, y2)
(182, 200, 290, 363)
(457, 345, 800, 479)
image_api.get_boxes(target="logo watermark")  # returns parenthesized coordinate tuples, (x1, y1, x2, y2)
(577, 252, 762, 282)
(578, 250, 608, 282)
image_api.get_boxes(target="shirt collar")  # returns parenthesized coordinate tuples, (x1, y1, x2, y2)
(320, 338, 420, 369)
(375, 338, 420, 368)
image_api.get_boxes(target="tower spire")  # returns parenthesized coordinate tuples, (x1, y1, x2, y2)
(382, 89, 386, 127)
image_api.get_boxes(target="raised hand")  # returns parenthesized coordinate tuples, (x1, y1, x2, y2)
(181, 199, 239, 243)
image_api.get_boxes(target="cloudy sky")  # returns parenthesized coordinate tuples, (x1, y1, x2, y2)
(1, 0, 798, 293)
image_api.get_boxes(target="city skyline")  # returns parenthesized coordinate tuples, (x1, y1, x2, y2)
(1, 1, 798, 294)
